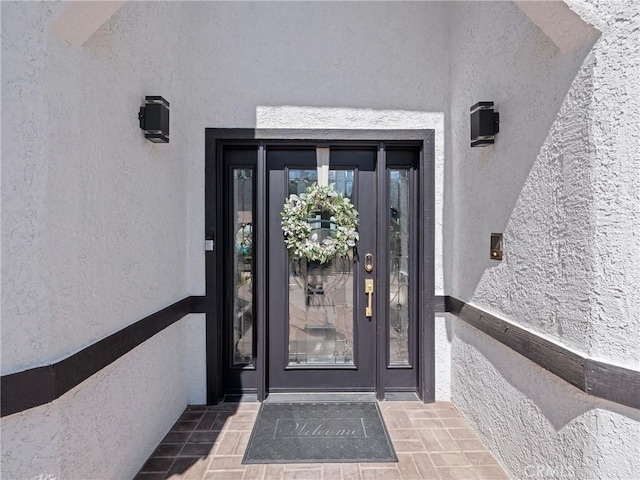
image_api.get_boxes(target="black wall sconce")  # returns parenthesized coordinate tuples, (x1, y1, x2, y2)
(139, 96, 169, 143)
(471, 102, 499, 147)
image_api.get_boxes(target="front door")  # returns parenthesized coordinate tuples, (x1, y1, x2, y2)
(267, 147, 378, 391)
(207, 132, 431, 402)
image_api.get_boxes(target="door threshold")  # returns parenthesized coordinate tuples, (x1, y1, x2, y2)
(264, 392, 377, 403)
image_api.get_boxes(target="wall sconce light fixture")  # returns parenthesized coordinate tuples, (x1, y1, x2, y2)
(471, 102, 499, 147)
(139, 96, 169, 143)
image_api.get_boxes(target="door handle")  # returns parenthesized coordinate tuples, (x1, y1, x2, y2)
(365, 279, 374, 317)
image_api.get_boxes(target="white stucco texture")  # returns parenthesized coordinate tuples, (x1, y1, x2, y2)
(183, 1, 450, 296)
(449, 0, 638, 367)
(2, 2, 193, 479)
(2, 1, 189, 374)
(434, 314, 452, 401)
(452, 318, 640, 480)
(187, 314, 207, 404)
(448, 1, 640, 478)
(1, 319, 190, 480)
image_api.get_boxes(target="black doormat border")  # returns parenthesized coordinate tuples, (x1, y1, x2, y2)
(242, 402, 397, 464)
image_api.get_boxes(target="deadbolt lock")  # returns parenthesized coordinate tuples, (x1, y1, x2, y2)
(364, 253, 374, 273)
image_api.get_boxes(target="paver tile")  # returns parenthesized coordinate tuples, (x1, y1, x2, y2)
(204, 470, 245, 480)
(140, 457, 175, 473)
(172, 420, 200, 432)
(439, 418, 469, 428)
(321, 463, 342, 479)
(179, 442, 216, 457)
(475, 465, 510, 479)
(215, 431, 241, 455)
(405, 409, 439, 419)
(180, 411, 206, 422)
(243, 464, 266, 480)
(388, 429, 422, 441)
(283, 468, 322, 480)
(166, 457, 208, 480)
(455, 439, 487, 452)
(360, 467, 401, 480)
(392, 411, 414, 428)
(162, 432, 191, 444)
(207, 455, 245, 471)
(134, 473, 165, 480)
(152, 444, 183, 457)
(396, 454, 422, 480)
(186, 405, 208, 412)
(464, 452, 499, 466)
(434, 409, 462, 419)
(437, 466, 480, 479)
(393, 440, 428, 453)
(416, 429, 445, 452)
(447, 428, 479, 440)
(263, 464, 285, 479)
(430, 452, 471, 467)
(189, 431, 223, 444)
(411, 418, 445, 429)
(410, 453, 439, 479)
(340, 462, 362, 480)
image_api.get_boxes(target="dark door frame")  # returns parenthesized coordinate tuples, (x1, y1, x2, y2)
(205, 128, 435, 404)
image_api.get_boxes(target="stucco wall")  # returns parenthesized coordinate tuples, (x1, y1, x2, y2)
(1, 2, 194, 478)
(447, 1, 640, 478)
(2, 1, 451, 477)
(1, 0, 189, 373)
(453, 318, 640, 480)
(565, 0, 640, 366)
(182, 0, 450, 297)
(180, 1, 452, 399)
(1, 320, 189, 480)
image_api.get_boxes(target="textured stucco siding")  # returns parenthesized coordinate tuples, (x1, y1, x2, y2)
(182, 0, 451, 298)
(0, 320, 189, 480)
(1, 1, 189, 373)
(448, 1, 640, 478)
(565, 0, 640, 366)
(1, 2, 193, 478)
(448, 0, 599, 354)
(452, 318, 640, 480)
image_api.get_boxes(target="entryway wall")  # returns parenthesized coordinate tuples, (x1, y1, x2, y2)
(3, 1, 639, 479)
(2, 3, 451, 479)
(182, 2, 453, 402)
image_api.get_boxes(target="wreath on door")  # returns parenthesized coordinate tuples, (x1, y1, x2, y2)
(281, 183, 359, 263)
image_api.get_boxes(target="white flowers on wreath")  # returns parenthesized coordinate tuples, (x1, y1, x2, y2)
(281, 183, 359, 264)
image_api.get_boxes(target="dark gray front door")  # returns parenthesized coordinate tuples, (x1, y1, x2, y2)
(267, 148, 378, 391)
(266, 146, 419, 393)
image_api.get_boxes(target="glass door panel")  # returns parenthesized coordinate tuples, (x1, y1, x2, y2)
(231, 168, 254, 365)
(389, 169, 411, 366)
(287, 169, 355, 366)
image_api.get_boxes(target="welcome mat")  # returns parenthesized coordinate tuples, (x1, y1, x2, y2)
(242, 402, 397, 464)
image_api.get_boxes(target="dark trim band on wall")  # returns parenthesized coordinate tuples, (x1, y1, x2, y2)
(1, 296, 206, 418)
(4, 294, 637, 417)
(444, 296, 640, 410)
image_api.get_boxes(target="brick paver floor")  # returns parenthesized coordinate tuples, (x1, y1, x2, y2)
(134, 401, 509, 480)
